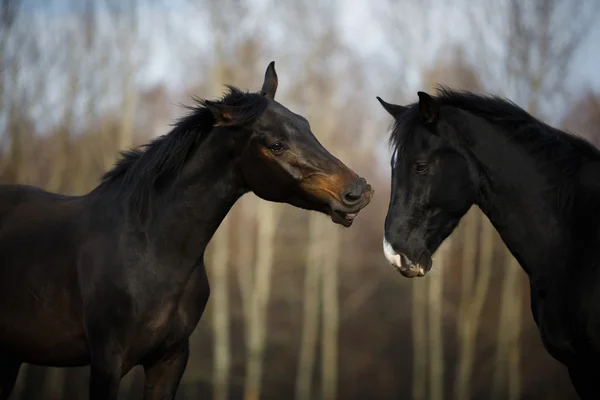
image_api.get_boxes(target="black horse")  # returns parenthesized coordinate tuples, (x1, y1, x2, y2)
(378, 88, 600, 399)
(0, 62, 374, 400)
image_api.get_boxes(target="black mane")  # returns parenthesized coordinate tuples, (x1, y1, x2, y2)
(390, 87, 600, 177)
(100, 86, 268, 214)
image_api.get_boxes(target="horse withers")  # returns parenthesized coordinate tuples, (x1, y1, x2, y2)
(378, 88, 600, 399)
(0, 62, 373, 399)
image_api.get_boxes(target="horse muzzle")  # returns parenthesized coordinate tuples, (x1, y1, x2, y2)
(383, 238, 432, 278)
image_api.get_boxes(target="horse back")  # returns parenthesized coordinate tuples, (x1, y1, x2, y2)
(0, 183, 82, 236)
(0, 182, 74, 212)
(0, 184, 96, 364)
(0, 181, 87, 253)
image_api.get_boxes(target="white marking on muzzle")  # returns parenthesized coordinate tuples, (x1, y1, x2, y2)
(383, 237, 402, 269)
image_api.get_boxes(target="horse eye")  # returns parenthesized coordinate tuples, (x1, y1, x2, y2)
(269, 142, 285, 153)
(415, 162, 429, 174)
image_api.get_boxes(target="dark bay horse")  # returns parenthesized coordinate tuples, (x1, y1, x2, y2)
(0, 62, 374, 400)
(377, 88, 600, 399)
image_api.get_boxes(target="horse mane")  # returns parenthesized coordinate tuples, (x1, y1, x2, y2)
(390, 86, 600, 178)
(100, 86, 268, 215)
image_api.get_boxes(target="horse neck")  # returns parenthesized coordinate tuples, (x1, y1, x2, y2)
(147, 133, 244, 266)
(464, 117, 570, 282)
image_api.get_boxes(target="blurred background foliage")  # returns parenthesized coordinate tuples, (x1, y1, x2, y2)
(2, 0, 600, 399)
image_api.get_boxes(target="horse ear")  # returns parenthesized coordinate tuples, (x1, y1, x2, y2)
(204, 100, 236, 126)
(417, 91, 439, 124)
(376, 96, 408, 118)
(260, 61, 278, 99)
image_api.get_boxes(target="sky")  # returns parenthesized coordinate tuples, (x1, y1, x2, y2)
(12, 0, 600, 129)
(127, 0, 600, 112)
(5, 0, 598, 183)
(341, 0, 600, 94)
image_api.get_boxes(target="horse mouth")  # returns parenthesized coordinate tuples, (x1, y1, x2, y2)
(383, 240, 432, 278)
(393, 252, 432, 278)
(331, 210, 359, 227)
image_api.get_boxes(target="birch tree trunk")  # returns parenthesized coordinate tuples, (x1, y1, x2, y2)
(453, 208, 477, 398)
(46, 50, 79, 193)
(412, 279, 428, 400)
(492, 251, 522, 400)
(212, 215, 231, 400)
(456, 217, 494, 400)
(321, 223, 340, 400)
(428, 238, 450, 400)
(206, 34, 233, 400)
(236, 197, 256, 329)
(117, 0, 138, 154)
(507, 256, 523, 400)
(244, 202, 280, 400)
(6, 60, 26, 184)
(118, 34, 136, 151)
(295, 212, 324, 400)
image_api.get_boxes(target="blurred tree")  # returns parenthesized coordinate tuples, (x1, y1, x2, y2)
(562, 91, 600, 147)
(272, 1, 348, 399)
(120, 0, 138, 151)
(211, 213, 232, 400)
(244, 202, 281, 400)
(296, 212, 322, 400)
(376, 1, 441, 396)
(46, 35, 80, 194)
(208, 47, 232, 400)
(468, 0, 599, 119)
(456, 217, 495, 400)
(419, 47, 490, 400)
(2, 0, 598, 398)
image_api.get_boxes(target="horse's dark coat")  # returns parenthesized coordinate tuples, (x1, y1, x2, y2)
(0, 62, 373, 399)
(379, 87, 600, 399)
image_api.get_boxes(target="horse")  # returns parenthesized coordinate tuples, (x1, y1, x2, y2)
(0, 61, 374, 400)
(377, 87, 600, 399)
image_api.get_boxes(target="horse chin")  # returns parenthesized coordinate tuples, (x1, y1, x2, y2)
(294, 197, 360, 227)
(330, 210, 357, 227)
(284, 195, 359, 227)
(398, 265, 426, 278)
(398, 269, 418, 278)
(394, 252, 432, 278)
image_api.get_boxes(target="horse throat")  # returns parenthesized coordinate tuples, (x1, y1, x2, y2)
(150, 135, 245, 266)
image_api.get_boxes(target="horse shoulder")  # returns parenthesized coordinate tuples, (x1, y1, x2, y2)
(577, 161, 600, 196)
(173, 263, 210, 337)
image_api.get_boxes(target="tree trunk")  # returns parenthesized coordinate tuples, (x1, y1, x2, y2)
(118, 48, 136, 153)
(491, 251, 523, 400)
(454, 208, 479, 398)
(18, 366, 47, 400)
(236, 197, 256, 329)
(412, 279, 428, 400)
(428, 238, 450, 400)
(212, 215, 231, 400)
(117, 2, 138, 154)
(507, 256, 523, 400)
(321, 223, 340, 400)
(47, 51, 79, 193)
(295, 213, 324, 400)
(456, 217, 495, 400)
(243, 202, 279, 400)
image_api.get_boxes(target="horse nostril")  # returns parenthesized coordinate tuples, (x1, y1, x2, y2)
(342, 178, 367, 205)
(343, 190, 361, 202)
